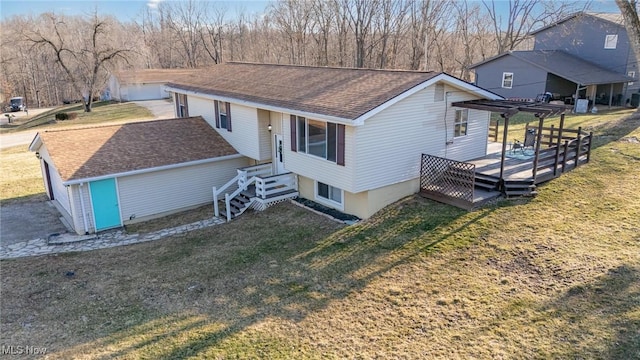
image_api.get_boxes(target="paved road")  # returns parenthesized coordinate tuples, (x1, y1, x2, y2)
(0, 100, 174, 150)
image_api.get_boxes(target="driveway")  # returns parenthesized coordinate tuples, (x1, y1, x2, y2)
(133, 99, 174, 119)
(1, 201, 69, 246)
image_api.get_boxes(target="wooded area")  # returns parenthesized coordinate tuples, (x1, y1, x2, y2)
(0, 0, 600, 110)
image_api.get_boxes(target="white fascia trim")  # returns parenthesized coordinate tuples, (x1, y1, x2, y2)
(63, 153, 244, 186)
(352, 73, 504, 126)
(28, 133, 42, 152)
(164, 85, 353, 126)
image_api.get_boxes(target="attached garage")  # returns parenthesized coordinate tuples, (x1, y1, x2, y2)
(29, 117, 249, 234)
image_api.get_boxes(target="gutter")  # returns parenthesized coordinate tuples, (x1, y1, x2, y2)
(163, 85, 354, 126)
(63, 153, 244, 186)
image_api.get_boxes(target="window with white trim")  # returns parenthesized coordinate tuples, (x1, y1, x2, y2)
(296, 116, 337, 162)
(454, 109, 468, 137)
(176, 93, 188, 118)
(629, 71, 635, 85)
(605, 34, 618, 49)
(218, 101, 228, 129)
(316, 181, 343, 206)
(502, 72, 513, 89)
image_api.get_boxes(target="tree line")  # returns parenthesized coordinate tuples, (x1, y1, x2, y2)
(0, 0, 592, 111)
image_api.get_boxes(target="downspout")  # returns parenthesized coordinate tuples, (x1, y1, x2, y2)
(79, 183, 89, 235)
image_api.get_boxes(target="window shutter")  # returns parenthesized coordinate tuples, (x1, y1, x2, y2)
(214, 100, 220, 128)
(183, 95, 189, 117)
(174, 93, 179, 117)
(337, 124, 345, 166)
(225, 102, 232, 132)
(290, 115, 297, 152)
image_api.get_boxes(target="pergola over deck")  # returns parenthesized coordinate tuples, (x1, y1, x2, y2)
(451, 99, 568, 182)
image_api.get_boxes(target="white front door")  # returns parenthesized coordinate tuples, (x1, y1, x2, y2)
(274, 134, 286, 174)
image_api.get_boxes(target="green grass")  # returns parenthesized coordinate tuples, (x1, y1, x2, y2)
(4, 101, 154, 132)
(1, 109, 639, 358)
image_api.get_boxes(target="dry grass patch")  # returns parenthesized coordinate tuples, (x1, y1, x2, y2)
(124, 205, 214, 234)
(1, 110, 639, 358)
(0, 145, 46, 204)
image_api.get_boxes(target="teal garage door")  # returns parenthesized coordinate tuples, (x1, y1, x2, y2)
(90, 178, 121, 231)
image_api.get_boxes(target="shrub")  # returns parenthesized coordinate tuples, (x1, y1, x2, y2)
(55, 112, 68, 120)
(55, 112, 78, 121)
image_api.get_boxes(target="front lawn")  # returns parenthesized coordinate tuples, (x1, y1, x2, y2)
(0, 109, 638, 358)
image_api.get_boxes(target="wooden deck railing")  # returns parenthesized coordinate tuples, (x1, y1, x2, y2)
(531, 129, 593, 182)
(488, 119, 500, 142)
(419, 154, 476, 209)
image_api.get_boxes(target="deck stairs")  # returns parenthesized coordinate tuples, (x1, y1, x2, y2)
(503, 179, 537, 198)
(213, 163, 298, 222)
(474, 173, 500, 191)
(228, 189, 255, 219)
(474, 173, 537, 198)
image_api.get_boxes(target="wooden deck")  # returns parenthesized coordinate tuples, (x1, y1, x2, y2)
(471, 139, 590, 185)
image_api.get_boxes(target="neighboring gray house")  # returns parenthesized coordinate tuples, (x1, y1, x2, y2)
(470, 12, 636, 108)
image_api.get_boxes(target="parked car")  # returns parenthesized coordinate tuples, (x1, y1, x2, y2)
(9, 97, 26, 112)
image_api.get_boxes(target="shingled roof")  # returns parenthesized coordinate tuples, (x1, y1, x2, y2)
(113, 68, 205, 85)
(469, 50, 633, 85)
(35, 117, 237, 183)
(166, 62, 441, 120)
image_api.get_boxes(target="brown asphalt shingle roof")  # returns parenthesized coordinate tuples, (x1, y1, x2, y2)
(167, 62, 440, 120)
(113, 68, 205, 85)
(38, 117, 237, 182)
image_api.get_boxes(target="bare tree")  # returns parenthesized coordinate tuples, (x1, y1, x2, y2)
(270, 0, 313, 65)
(158, 0, 207, 68)
(200, 5, 227, 64)
(26, 13, 131, 112)
(482, 0, 580, 54)
(344, 0, 380, 68)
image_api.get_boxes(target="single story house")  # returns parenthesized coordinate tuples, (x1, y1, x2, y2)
(165, 62, 501, 220)
(107, 69, 202, 101)
(29, 117, 249, 234)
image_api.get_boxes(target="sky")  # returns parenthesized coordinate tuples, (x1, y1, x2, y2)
(0, 0, 624, 23)
(0, 0, 272, 22)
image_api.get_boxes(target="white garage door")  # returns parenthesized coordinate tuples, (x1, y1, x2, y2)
(127, 84, 166, 101)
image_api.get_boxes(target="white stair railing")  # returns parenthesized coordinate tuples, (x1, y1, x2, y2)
(255, 172, 297, 199)
(224, 176, 258, 221)
(213, 171, 246, 217)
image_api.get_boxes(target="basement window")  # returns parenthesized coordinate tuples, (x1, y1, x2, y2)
(316, 181, 343, 208)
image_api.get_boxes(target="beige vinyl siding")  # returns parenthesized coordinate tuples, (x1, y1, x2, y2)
(117, 157, 250, 222)
(257, 109, 272, 160)
(353, 83, 488, 193)
(185, 95, 270, 161)
(441, 108, 489, 161)
(282, 113, 357, 193)
(38, 146, 72, 216)
(67, 184, 96, 234)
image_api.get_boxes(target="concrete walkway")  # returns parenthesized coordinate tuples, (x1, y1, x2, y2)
(0, 217, 225, 260)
